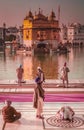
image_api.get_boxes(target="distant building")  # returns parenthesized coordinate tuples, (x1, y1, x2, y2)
(0, 25, 21, 44)
(0, 27, 4, 47)
(60, 24, 68, 44)
(6, 26, 20, 43)
(0, 27, 3, 39)
(18, 26, 23, 45)
(60, 23, 84, 46)
(68, 23, 84, 46)
(23, 8, 60, 50)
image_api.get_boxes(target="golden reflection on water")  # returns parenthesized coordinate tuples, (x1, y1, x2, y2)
(23, 53, 65, 80)
(22, 47, 84, 80)
(0, 47, 84, 80)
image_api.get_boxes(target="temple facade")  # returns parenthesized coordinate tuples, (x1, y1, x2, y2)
(23, 8, 60, 52)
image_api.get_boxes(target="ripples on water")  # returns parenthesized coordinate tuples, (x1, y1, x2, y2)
(0, 48, 84, 80)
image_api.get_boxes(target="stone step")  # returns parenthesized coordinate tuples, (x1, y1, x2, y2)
(0, 79, 84, 85)
(0, 88, 84, 94)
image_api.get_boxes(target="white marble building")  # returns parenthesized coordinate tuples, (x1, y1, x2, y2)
(60, 23, 84, 46)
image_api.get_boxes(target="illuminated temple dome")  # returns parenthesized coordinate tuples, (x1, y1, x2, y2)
(24, 10, 33, 20)
(23, 8, 60, 49)
(24, 8, 56, 21)
(48, 10, 56, 21)
(34, 8, 48, 21)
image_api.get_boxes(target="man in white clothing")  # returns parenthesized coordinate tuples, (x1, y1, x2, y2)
(56, 106, 75, 121)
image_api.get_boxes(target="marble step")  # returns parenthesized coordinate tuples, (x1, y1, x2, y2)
(0, 88, 84, 94)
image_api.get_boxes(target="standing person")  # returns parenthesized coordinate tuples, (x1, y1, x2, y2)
(33, 66, 45, 119)
(36, 66, 45, 87)
(60, 62, 70, 87)
(16, 64, 24, 86)
(2, 100, 21, 123)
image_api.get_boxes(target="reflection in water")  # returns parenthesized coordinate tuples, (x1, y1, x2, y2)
(0, 47, 84, 80)
(32, 54, 59, 79)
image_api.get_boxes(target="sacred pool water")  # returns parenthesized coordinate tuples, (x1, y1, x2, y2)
(0, 47, 84, 80)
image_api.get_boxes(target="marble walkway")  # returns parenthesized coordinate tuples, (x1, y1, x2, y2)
(0, 79, 84, 94)
(0, 79, 84, 130)
(0, 102, 84, 130)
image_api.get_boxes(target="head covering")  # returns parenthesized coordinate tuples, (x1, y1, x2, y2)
(5, 99, 12, 105)
(64, 62, 66, 66)
(37, 66, 41, 70)
(20, 64, 22, 68)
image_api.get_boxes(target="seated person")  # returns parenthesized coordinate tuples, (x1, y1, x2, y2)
(2, 100, 21, 123)
(56, 106, 75, 121)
